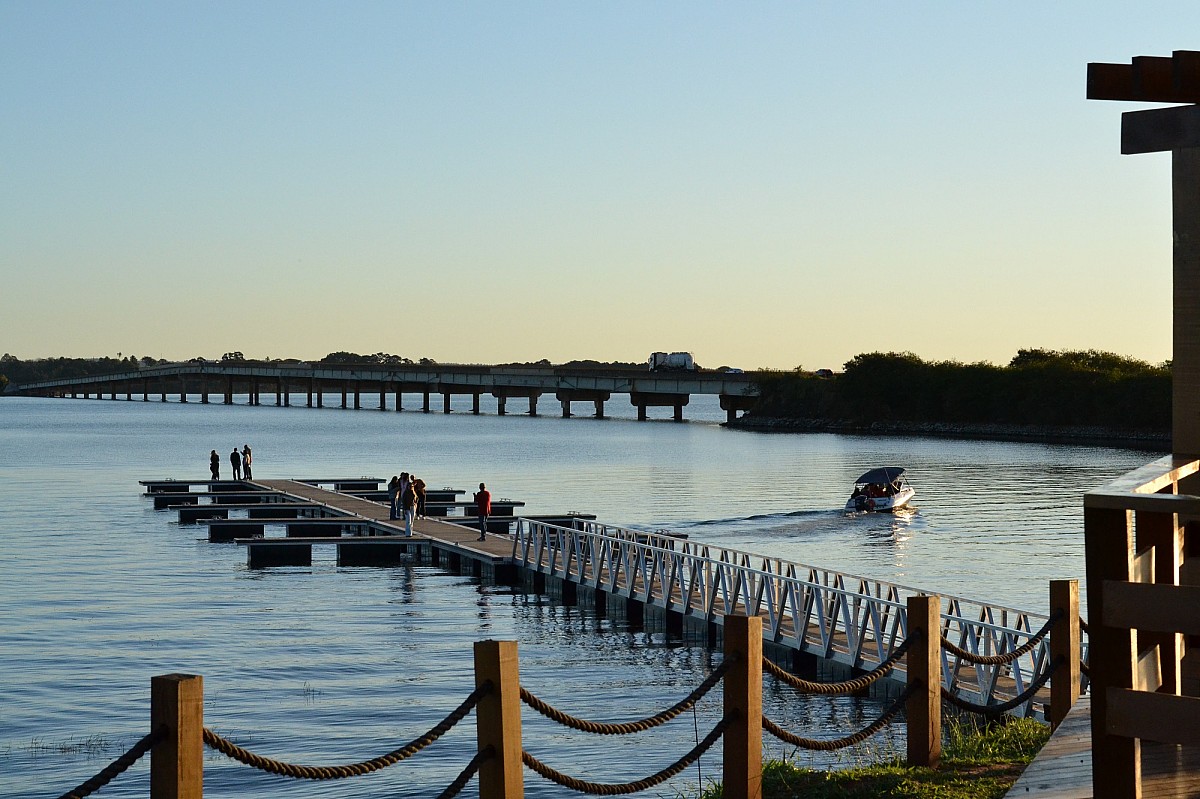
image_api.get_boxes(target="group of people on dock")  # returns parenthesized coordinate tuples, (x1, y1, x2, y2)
(387, 473, 426, 536)
(207, 445, 252, 481)
(384, 475, 492, 542)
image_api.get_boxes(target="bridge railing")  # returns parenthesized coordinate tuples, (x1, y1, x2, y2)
(1083, 454, 1200, 798)
(514, 517, 1082, 719)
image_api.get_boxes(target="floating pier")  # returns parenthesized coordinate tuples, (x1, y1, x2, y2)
(143, 475, 1078, 721)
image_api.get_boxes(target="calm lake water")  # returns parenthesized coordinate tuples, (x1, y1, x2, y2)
(0, 395, 1157, 798)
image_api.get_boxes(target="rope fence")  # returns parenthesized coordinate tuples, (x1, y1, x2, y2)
(940, 608, 1063, 666)
(54, 726, 166, 799)
(201, 682, 489, 779)
(519, 659, 730, 734)
(762, 683, 918, 751)
(45, 580, 1082, 798)
(521, 717, 730, 796)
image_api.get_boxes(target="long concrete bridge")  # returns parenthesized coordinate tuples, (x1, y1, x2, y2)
(11, 361, 762, 422)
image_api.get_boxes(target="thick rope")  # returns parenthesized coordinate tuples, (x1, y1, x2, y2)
(433, 746, 492, 799)
(1080, 661, 1091, 678)
(940, 658, 1061, 716)
(56, 726, 166, 799)
(761, 683, 916, 751)
(520, 659, 730, 734)
(202, 682, 489, 779)
(521, 716, 730, 795)
(763, 636, 913, 695)
(940, 609, 1063, 666)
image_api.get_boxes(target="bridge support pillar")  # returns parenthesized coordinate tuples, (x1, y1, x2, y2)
(720, 393, 758, 424)
(473, 393, 481, 414)
(422, 390, 431, 413)
(379, 386, 386, 411)
(630, 391, 689, 422)
(493, 388, 542, 417)
(394, 388, 402, 411)
(555, 389, 611, 419)
(443, 393, 452, 414)
(353, 383, 361, 410)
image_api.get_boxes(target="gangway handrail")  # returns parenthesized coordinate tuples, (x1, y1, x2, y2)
(514, 517, 1065, 716)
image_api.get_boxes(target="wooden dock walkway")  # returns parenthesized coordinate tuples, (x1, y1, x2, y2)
(253, 478, 515, 558)
(1005, 695, 1200, 798)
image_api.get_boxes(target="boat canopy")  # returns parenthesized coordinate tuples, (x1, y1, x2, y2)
(853, 467, 906, 485)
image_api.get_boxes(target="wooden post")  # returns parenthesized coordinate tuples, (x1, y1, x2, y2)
(474, 640, 523, 799)
(723, 614, 762, 799)
(150, 674, 203, 799)
(907, 594, 941, 767)
(1049, 579, 1081, 730)
(1084, 505, 1140, 799)
(1173, 147, 1200, 457)
(1135, 507, 1183, 695)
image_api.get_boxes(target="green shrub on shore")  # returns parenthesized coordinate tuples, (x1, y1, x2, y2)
(751, 349, 1169, 432)
(697, 716, 1050, 799)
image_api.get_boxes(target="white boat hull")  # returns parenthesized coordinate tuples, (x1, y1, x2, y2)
(845, 487, 915, 513)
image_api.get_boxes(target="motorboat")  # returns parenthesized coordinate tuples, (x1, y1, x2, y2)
(845, 467, 915, 513)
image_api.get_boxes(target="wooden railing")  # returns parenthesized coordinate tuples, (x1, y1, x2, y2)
(1084, 454, 1200, 798)
(54, 607, 1053, 799)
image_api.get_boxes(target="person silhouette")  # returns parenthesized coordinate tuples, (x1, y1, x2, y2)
(473, 482, 491, 541)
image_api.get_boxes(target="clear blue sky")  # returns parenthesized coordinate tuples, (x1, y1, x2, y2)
(1, 2, 1194, 369)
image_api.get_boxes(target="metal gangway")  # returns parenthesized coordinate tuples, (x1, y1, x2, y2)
(514, 518, 1072, 718)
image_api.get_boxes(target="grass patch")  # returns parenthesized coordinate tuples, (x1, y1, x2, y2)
(700, 717, 1051, 799)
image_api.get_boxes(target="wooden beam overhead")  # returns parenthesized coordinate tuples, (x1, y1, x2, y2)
(1121, 104, 1200, 154)
(1088, 50, 1200, 103)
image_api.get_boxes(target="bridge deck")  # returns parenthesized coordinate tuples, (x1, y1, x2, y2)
(1005, 695, 1200, 798)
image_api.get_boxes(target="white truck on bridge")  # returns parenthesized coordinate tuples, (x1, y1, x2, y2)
(648, 352, 696, 372)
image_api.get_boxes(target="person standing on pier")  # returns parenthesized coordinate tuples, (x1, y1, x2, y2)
(413, 475, 427, 519)
(387, 475, 400, 520)
(209, 449, 220, 480)
(241, 445, 253, 480)
(401, 479, 418, 536)
(474, 482, 491, 541)
(229, 447, 242, 480)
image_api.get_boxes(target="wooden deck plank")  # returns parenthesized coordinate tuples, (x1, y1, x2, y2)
(1005, 695, 1200, 798)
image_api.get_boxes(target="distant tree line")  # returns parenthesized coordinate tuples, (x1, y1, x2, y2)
(0, 353, 168, 392)
(751, 350, 1170, 431)
(0, 351, 435, 390)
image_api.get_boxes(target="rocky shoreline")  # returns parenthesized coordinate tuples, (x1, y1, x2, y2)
(725, 415, 1170, 451)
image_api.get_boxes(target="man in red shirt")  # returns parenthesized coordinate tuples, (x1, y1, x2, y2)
(474, 482, 491, 541)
